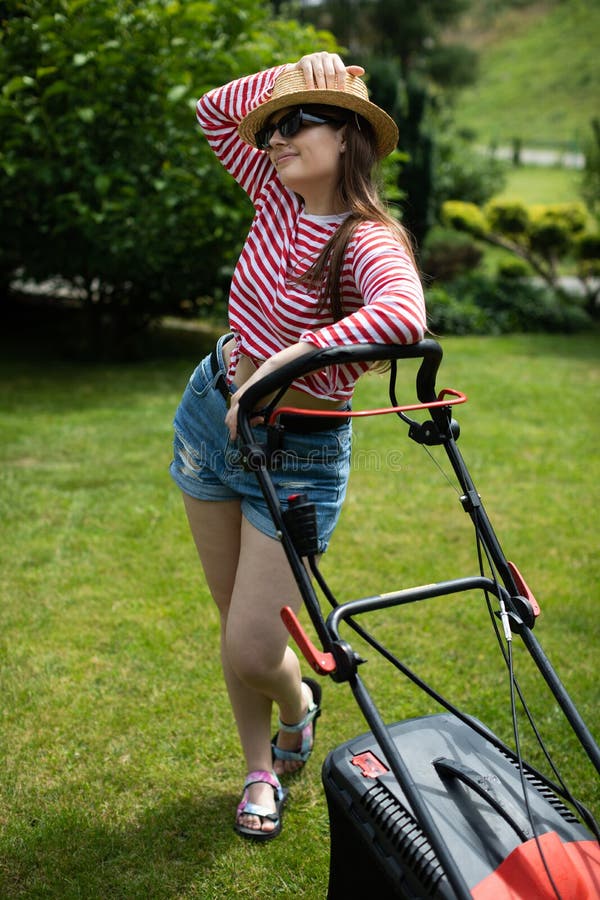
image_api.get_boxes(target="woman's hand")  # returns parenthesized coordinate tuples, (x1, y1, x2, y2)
(225, 342, 317, 440)
(293, 52, 365, 91)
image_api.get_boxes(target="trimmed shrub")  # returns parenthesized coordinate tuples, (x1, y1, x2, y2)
(426, 272, 592, 337)
(421, 228, 483, 282)
(442, 200, 490, 238)
(485, 199, 530, 237)
(426, 286, 490, 335)
(495, 258, 531, 280)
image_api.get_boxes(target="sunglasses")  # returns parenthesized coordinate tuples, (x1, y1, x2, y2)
(255, 107, 346, 150)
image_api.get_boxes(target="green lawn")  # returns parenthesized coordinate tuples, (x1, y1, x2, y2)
(1, 326, 598, 897)
(453, 0, 599, 147)
(496, 164, 582, 205)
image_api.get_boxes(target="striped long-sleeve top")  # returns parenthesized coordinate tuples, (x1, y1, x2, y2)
(196, 66, 426, 401)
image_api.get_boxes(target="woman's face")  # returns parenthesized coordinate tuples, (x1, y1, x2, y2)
(265, 106, 347, 213)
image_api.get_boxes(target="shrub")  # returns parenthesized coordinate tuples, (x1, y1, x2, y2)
(431, 123, 506, 211)
(453, 273, 591, 334)
(495, 258, 531, 280)
(484, 199, 530, 237)
(575, 232, 600, 277)
(426, 272, 592, 337)
(426, 286, 490, 335)
(0, 0, 333, 355)
(421, 228, 483, 282)
(441, 198, 600, 318)
(442, 200, 489, 237)
(528, 202, 588, 259)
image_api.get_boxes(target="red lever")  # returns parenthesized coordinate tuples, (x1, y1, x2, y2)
(508, 561, 541, 617)
(267, 388, 467, 427)
(280, 606, 337, 675)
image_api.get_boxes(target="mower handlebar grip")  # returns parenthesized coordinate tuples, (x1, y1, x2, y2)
(236, 339, 443, 416)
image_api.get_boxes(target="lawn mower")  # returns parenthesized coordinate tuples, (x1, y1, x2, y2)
(236, 339, 600, 899)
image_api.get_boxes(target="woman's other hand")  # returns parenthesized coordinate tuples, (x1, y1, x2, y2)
(225, 342, 316, 440)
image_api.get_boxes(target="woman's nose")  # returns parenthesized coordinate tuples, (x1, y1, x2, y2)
(269, 128, 287, 147)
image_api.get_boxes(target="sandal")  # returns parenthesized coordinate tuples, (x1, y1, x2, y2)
(271, 676, 322, 771)
(234, 770, 288, 842)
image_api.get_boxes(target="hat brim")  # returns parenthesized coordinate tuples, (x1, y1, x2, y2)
(238, 88, 399, 160)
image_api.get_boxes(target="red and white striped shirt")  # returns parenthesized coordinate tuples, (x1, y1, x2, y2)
(196, 67, 426, 400)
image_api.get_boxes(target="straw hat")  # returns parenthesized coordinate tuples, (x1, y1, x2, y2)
(238, 68, 399, 159)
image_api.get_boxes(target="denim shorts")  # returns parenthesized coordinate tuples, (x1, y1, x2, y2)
(169, 335, 352, 552)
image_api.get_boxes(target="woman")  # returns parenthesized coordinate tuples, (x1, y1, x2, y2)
(170, 51, 426, 841)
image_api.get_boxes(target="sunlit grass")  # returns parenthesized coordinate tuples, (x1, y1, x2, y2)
(454, 1, 599, 146)
(1, 328, 598, 897)
(496, 164, 582, 205)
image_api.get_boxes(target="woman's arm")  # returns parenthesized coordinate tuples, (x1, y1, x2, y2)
(196, 53, 366, 201)
(196, 66, 287, 201)
(300, 223, 427, 349)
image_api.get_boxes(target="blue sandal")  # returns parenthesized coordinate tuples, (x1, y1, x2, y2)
(234, 770, 288, 842)
(271, 676, 322, 769)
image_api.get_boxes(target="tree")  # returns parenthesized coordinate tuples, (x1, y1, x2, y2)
(442, 199, 599, 317)
(0, 0, 333, 355)
(280, 1, 487, 247)
(581, 118, 600, 219)
(365, 0, 472, 81)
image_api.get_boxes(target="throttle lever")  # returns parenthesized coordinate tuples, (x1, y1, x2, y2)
(281, 606, 337, 675)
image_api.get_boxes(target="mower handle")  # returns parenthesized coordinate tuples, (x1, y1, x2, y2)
(236, 339, 443, 418)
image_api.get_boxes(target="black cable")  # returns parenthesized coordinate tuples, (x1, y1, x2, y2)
(507, 640, 565, 900)
(413, 420, 599, 841)
(473, 526, 600, 840)
(470, 517, 565, 898)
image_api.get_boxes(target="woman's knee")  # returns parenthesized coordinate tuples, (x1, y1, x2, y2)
(225, 631, 283, 686)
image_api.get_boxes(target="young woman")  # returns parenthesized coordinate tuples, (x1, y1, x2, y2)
(170, 51, 426, 841)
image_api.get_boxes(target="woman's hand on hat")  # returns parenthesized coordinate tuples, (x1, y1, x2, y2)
(294, 52, 365, 91)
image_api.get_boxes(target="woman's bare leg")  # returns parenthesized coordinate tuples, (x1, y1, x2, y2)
(182, 495, 311, 833)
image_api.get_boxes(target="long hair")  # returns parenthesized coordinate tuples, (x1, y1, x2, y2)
(296, 113, 417, 321)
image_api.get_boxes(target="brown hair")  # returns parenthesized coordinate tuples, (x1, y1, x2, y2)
(296, 113, 417, 321)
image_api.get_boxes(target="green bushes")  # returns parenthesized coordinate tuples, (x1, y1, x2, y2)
(421, 228, 483, 282)
(424, 198, 596, 337)
(438, 198, 599, 325)
(427, 272, 591, 337)
(0, 0, 332, 355)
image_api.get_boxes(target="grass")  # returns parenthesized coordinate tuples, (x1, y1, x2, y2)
(1, 324, 599, 897)
(496, 164, 583, 205)
(451, 0, 600, 147)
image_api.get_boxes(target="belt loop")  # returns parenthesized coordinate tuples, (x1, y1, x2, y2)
(210, 345, 231, 404)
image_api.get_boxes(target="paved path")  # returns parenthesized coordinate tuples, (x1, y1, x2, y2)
(480, 145, 585, 169)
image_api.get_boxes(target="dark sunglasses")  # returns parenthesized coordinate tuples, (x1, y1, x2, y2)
(255, 107, 346, 150)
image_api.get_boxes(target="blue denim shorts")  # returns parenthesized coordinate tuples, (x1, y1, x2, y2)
(169, 335, 352, 552)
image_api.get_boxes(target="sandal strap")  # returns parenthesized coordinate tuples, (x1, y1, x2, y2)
(278, 697, 319, 734)
(237, 770, 286, 820)
(278, 680, 321, 734)
(243, 769, 281, 791)
(237, 800, 278, 822)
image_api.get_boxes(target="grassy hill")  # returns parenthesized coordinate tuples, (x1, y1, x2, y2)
(449, 0, 599, 149)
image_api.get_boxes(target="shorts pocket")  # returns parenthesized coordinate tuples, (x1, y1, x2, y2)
(188, 358, 215, 399)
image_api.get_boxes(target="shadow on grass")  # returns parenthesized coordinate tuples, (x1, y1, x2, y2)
(1, 790, 240, 898)
(0, 305, 228, 419)
(1, 294, 226, 368)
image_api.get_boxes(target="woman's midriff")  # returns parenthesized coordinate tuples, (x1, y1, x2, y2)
(222, 338, 346, 411)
